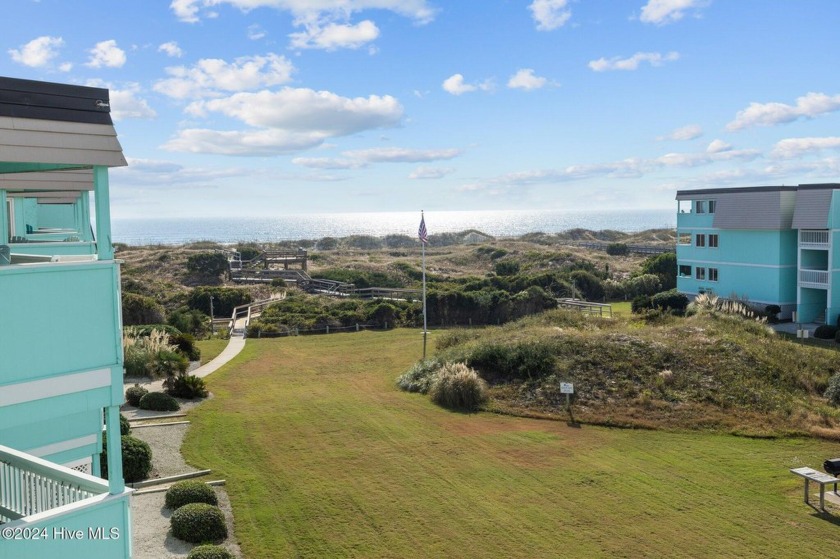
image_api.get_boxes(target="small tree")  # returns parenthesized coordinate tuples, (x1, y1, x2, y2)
(640, 252, 677, 291)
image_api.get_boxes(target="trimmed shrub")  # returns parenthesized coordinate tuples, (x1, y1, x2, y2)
(167, 375, 209, 400)
(171, 503, 228, 544)
(650, 289, 689, 314)
(396, 360, 442, 394)
(139, 391, 181, 412)
(814, 324, 839, 339)
(165, 480, 218, 510)
(119, 413, 131, 436)
(825, 373, 840, 406)
(125, 384, 149, 407)
(101, 435, 152, 483)
(187, 545, 234, 559)
(428, 362, 488, 411)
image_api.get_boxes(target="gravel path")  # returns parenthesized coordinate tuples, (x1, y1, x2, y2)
(131, 424, 197, 479)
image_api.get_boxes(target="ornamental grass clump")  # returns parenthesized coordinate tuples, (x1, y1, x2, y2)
(396, 359, 442, 394)
(428, 362, 488, 412)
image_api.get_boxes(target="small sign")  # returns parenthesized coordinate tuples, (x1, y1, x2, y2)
(560, 382, 574, 394)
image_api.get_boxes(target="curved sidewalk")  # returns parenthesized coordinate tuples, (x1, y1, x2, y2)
(192, 334, 246, 378)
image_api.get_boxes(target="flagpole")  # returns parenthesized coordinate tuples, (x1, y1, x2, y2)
(421, 212, 428, 360)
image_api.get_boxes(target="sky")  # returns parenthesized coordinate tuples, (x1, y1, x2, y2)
(1, 0, 840, 219)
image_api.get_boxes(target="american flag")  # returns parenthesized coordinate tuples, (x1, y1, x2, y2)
(418, 214, 428, 244)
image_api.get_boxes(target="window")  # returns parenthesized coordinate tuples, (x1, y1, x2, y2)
(696, 267, 706, 280)
(709, 268, 718, 282)
(696, 234, 706, 247)
(678, 233, 691, 245)
(709, 234, 719, 248)
(679, 265, 692, 277)
(708, 200, 716, 214)
(679, 200, 692, 213)
(696, 201, 706, 214)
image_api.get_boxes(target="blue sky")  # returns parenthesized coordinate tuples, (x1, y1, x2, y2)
(2, 0, 839, 219)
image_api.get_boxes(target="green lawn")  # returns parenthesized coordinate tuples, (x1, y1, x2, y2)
(195, 338, 229, 365)
(182, 330, 840, 558)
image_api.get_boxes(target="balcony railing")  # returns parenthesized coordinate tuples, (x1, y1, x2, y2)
(799, 268, 829, 286)
(0, 444, 107, 522)
(800, 229, 830, 248)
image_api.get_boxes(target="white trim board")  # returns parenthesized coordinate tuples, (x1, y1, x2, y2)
(0, 368, 110, 407)
(26, 434, 97, 458)
(678, 260, 796, 269)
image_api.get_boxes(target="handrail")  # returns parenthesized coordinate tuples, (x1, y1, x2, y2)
(0, 444, 108, 522)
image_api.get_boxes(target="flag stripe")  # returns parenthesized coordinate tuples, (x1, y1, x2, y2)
(418, 215, 428, 244)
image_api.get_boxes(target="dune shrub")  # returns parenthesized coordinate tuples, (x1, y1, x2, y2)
(467, 340, 555, 380)
(825, 373, 840, 406)
(171, 503, 228, 544)
(165, 480, 218, 510)
(428, 362, 488, 411)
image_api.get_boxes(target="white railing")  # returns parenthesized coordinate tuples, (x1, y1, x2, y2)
(800, 230, 830, 247)
(0, 445, 107, 522)
(799, 269, 829, 285)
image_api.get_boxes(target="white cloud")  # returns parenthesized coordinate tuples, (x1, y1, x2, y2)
(658, 124, 702, 141)
(706, 139, 731, 153)
(289, 20, 379, 50)
(292, 157, 366, 169)
(528, 0, 571, 31)
(248, 24, 267, 40)
(727, 92, 840, 131)
(442, 74, 493, 95)
(86, 40, 127, 68)
(771, 137, 840, 159)
(164, 88, 404, 155)
(158, 41, 183, 58)
(507, 69, 548, 91)
(344, 147, 462, 163)
(110, 86, 158, 121)
(640, 0, 709, 26)
(409, 166, 454, 179)
(154, 53, 295, 99)
(8, 36, 65, 68)
(589, 51, 679, 72)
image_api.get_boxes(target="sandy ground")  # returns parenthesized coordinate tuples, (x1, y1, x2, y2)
(126, 406, 243, 558)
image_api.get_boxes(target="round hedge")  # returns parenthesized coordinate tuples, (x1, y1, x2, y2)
(100, 435, 152, 483)
(138, 391, 180, 412)
(187, 545, 234, 559)
(171, 503, 228, 544)
(125, 385, 149, 407)
(165, 480, 218, 510)
(119, 413, 131, 436)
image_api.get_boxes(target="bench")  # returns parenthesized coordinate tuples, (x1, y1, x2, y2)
(790, 467, 838, 511)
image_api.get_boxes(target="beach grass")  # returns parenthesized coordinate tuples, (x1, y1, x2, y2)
(182, 330, 840, 558)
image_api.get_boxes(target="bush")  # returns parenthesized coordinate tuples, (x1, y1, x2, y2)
(122, 293, 165, 326)
(467, 340, 555, 380)
(494, 261, 521, 276)
(125, 384, 148, 407)
(428, 362, 488, 411)
(167, 375, 209, 399)
(606, 243, 629, 256)
(825, 373, 840, 406)
(120, 413, 131, 436)
(171, 503, 228, 544)
(168, 308, 209, 337)
(171, 332, 201, 361)
(186, 253, 229, 278)
(149, 349, 190, 379)
(139, 391, 181, 412)
(101, 435, 153, 483)
(569, 270, 605, 301)
(165, 480, 218, 510)
(650, 289, 689, 314)
(187, 545, 234, 559)
(396, 360, 441, 394)
(765, 305, 781, 323)
(188, 287, 252, 317)
(814, 325, 839, 339)
(640, 252, 677, 291)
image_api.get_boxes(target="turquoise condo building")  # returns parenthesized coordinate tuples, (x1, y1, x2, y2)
(0, 77, 132, 558)
(676, 184, 840, 325)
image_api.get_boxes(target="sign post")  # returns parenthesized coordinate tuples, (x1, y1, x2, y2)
(560, 382, 574, 412)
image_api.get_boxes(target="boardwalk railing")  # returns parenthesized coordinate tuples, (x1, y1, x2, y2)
(556, 298, 613, 317)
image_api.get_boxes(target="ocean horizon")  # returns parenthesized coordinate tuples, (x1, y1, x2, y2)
(112, 208, 675, 246)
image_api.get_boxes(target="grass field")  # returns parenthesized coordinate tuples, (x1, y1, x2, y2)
(195, 338, 229, 365)
(183, 330, 840, 558)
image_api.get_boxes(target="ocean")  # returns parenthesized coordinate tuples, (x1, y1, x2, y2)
(111, 209, 675, 246)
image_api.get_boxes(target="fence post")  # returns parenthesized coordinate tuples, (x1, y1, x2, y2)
(356, 323, 359, 332)
(384, 321, 388, 330)
(326, 325, 330, 334)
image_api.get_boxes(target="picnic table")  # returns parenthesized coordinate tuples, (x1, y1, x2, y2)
(790, 467, 839, 512)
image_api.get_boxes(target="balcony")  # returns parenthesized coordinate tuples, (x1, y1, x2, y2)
(799, 268, 829, 287)
(799, 229, 830, 249)
(0, 444, 131, 559)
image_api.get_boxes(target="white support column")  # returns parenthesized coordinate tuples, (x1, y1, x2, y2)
(93, 166, 113, 259)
